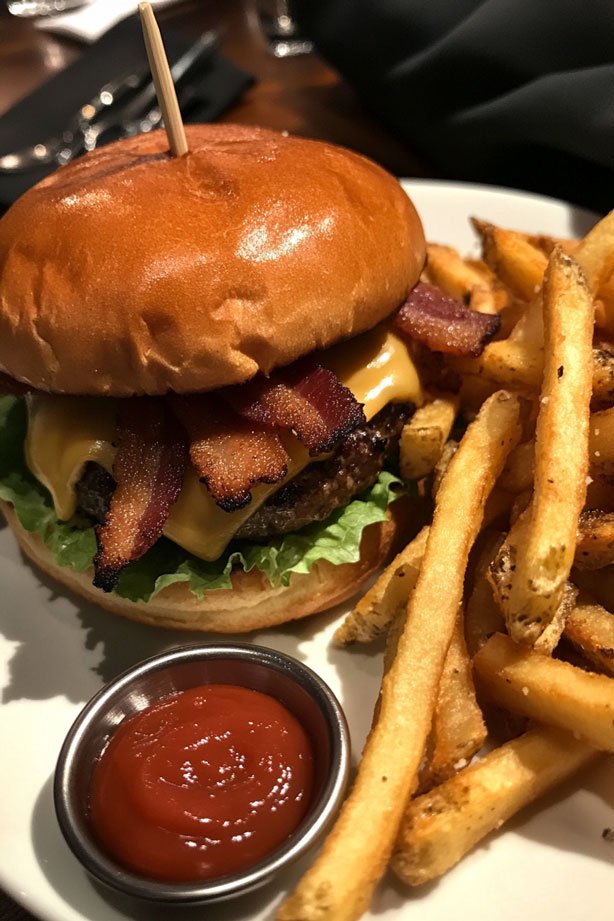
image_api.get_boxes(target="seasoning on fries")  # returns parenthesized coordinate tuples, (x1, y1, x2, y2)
(392, 727, 597, 886)
(283, 204, 614, 920)
(277, 391, 521, 921)
(495, 249, 594, 645)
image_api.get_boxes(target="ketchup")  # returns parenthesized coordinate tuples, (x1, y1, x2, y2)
(88, 684, 314, 882)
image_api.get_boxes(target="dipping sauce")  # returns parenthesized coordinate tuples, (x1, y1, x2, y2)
(88, 684, 314, 881)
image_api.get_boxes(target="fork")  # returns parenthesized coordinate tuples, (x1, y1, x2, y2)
(0, 31, 217, 172)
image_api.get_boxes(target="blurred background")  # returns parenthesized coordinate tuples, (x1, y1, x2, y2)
(1, 0, 613, 211)
(0, 0, 613, 919)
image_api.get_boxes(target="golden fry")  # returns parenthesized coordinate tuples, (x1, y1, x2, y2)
(419, 614, 487, 790)
(465, 532, 505, 656)
(504, 250, 593, 644)
(334, 526, 429, 646)
(474, 633, 614, 751)
(399, 397, 458, 481)
(575, 510, 614, 569)
(564, 594, 614, 676)
(277, 392, 521, 921)
(572, 565, 614, 611)
(392, 727, 597, 886)
(589, 406, 614, 471)
(533, 581, 577, 655)
(573, 208, 614, 294)
(472, 219, 547, 302)
(425, 244, 486, 299)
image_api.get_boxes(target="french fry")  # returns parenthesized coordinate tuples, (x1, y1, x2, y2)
(564, 594, 614, 676)
(472, 219, 547, 302)
(528, 232, 577, 257)
(399, 397, 458, 481)
(425, 244, 486, 300)
(500, 440, 534, 493)
(425, 244, 507, 315)
(454, 339, 542, 392)
(591, 342, 614, 403)
(465, 533, 505, 657)
(572, 565, 614, 611)
(457, 372, 500, 414)
(575, 510, 614, 569)
(392, 727, 597, 886)
(419, 614, 487, 790)
(503, 408, 614, 493)
(277, 391, 521, 921)
(333, 526, 429, 646)
(457, 342, 614, 402)
(509, 489, 532, 525)
(573, 208, 614, 294)
(589, 406, 614, 471)
(431, 439, 458, 498)
(482, 486, 514, 528)
(533, 581, 577, 655)
(503, 249, 593, 644)
(474, 633, 614, 751)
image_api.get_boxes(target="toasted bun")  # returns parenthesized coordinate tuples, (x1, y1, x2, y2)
(1, 499, 407, 632)
(0, 125, 424, 396)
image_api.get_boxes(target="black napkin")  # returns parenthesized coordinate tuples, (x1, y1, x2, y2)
(0, 14, 253, 209)
(295, 0, 614, 213)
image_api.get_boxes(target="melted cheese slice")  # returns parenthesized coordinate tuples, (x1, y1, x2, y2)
(26, 327, 421, 561)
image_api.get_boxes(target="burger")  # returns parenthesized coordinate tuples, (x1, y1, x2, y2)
(0, 125, 496, 632)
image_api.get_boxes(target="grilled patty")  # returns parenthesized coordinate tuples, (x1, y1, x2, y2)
(76, 402, 412, 542)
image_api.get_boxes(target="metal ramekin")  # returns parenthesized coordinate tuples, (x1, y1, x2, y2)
(54, 643, 350, 905)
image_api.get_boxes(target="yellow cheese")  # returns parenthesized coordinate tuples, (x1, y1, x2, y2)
(26, 396, 118, 520)
(25, 326, 421, 561)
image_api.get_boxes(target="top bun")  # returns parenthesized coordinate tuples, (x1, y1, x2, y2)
(0, 125, 425, 396)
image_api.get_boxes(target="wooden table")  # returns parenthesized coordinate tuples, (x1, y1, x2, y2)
(0, 2, 427, 920)
(0, 0, 428, 177)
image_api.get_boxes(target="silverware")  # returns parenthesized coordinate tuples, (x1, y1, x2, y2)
(0, 68, 152, 172)
(0, 32, 217, 173)
(79, 31, 217, 153)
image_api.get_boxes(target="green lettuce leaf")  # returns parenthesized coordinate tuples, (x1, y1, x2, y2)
(0, 396, 405, 603)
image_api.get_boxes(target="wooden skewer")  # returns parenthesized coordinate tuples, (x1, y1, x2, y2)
(138, 2, 188, 157)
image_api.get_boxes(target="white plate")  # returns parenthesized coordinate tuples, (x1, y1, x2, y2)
(0, 181, 612, 921)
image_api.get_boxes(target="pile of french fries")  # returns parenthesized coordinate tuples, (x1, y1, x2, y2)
(278, 213, 614, 921)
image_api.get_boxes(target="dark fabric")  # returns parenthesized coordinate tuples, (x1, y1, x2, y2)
(0, 14, 253, 209)
(295, 0, 614, 212)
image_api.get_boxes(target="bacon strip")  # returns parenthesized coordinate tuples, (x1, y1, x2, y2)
(226, 362, 365, 456)
(93, 398, 188, 592)
(172, 395, 288, 511)
(394, 282, 500, 357)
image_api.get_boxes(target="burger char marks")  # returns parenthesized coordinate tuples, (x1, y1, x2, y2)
(77, 402, 411, 544)
(236, 402, 410, 539)
(172, 394, 288, 512)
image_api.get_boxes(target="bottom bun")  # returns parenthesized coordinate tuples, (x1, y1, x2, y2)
(0, 499, 409, 633)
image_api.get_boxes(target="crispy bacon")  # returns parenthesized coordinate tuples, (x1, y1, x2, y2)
(225, 362, 365, 456)
(172, 395, 288, 511)
(93, 398, 188, 592)
(394, 282, 500, 357)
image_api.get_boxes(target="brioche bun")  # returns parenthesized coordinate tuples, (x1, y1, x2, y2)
(1, 498, 408, 632)
(0, 124, 425, 396)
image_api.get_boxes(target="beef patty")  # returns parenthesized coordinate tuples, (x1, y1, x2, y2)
(76, 402, 412, 542)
